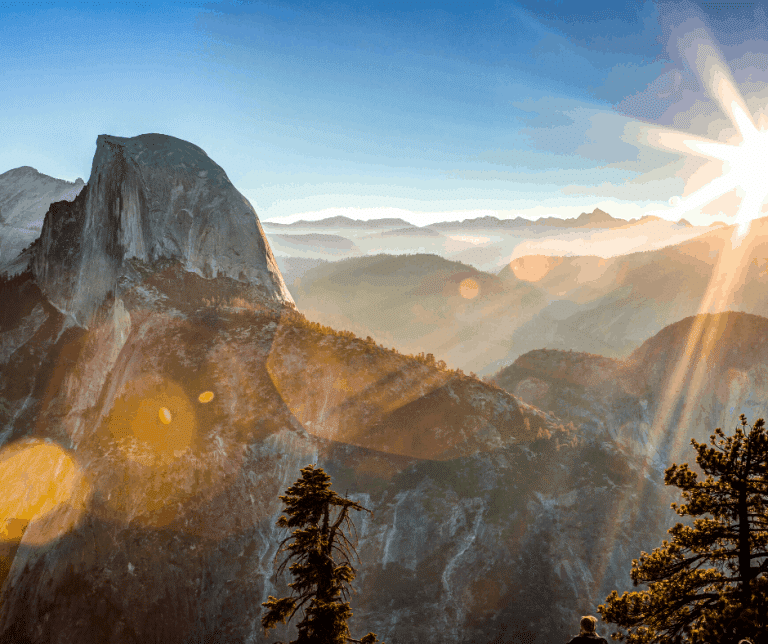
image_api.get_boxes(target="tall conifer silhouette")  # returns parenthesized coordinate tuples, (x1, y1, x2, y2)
(262, 464, 383, 644)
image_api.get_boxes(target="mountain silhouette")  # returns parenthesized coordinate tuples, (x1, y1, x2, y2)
(0, 167, 84, 265)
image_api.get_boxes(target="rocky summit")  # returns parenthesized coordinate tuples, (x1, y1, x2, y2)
(0, 167, 84, 266)
(25, 133, 293, 327)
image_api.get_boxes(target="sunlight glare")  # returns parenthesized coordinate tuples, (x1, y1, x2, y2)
(645, 40, 768, 230)
(592, 32, 768, 596)
(459, 278, 479, 299)
(0, 441, 90, 546)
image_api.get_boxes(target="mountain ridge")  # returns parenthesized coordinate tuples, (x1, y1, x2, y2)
(0, 167, 85, 265)
(264, 208, 705, 231)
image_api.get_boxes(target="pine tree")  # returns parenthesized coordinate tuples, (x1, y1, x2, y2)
(262, 464, 383, 644)
(599, 414, 768, 643)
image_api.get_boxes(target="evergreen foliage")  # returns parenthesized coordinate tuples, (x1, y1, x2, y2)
(599, 415, 768, 643)
(262, 464, 384, 644)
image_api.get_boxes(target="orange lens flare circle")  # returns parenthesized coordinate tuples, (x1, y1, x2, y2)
(0, 441, 90, 546)
(107, 378, 198, 462)
(459, 278, 479, 299)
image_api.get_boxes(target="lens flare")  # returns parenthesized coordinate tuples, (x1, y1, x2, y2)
(198, 391, 214, 403)
(265, 308, 451, 451)
(459, 278, 479, 299)
(106, 378, 197, 460)
(643, 36, 768, 232)
(0, 441, 90, 547)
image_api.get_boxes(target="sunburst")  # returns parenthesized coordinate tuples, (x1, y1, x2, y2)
(642, 39, 768, 238)
(652, 107, 768, 237)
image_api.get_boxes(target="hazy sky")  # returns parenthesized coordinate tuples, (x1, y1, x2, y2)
(4, 0, 768, 226)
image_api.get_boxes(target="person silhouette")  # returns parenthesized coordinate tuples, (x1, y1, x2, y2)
(566, 616, 608, 644)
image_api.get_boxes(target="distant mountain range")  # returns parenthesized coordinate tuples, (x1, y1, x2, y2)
(290, 216, 768, 376)
(264, 208, 702, 231)
(264, 215, 413, 228)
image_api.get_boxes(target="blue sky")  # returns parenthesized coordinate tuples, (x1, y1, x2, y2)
(3, 0, 768, 225)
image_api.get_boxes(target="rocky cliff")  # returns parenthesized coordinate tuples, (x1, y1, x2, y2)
(29, 134, 293, 327)
(0, 167, 84, 265)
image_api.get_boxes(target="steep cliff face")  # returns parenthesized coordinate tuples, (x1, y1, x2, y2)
(30, 134, 293, 326)
(0, 167, 84, 265)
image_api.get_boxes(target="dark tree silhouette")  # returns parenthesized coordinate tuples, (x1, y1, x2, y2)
(599, 414, 768, 643)
(262, 464, 383, 644)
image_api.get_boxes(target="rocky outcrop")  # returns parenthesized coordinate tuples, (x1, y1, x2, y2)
(30, 134, 293, 326)
(0, 167, 84, 265)
(492, 311, 768, 470)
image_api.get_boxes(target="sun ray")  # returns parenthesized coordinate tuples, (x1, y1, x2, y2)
(670, 173, 738, 214)
(647, 129, 729, 158)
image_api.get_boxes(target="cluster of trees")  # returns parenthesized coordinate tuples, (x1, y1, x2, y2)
(263, 414, 768, 643)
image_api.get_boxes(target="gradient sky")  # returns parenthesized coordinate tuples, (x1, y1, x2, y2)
(4, 0, 768, 226)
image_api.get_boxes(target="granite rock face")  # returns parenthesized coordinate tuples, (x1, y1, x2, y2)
(30, 134, 293, 326)
(0, 167, 84, 265)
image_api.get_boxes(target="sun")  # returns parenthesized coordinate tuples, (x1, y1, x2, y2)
(660, 104, 768, 236)
(643, 39, 768, 237)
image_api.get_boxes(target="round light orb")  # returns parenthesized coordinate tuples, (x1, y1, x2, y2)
(159, 407, 172, 424)
(459, 278, 479, 299)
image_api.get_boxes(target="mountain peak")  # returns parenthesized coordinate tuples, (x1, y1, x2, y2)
(31, 133, 293, 326)
(575, 208, 617, 226)
(4, 165, 39, 176)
